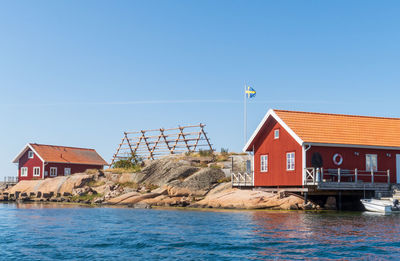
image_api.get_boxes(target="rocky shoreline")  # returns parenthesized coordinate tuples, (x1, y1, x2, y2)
(1, 155, 317, 210)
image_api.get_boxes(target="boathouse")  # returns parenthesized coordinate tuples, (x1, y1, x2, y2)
(12, 143, 107, 181)
(237, 109, 400, 197)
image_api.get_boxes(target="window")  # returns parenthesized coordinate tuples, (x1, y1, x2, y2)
(21, 167, 28, 177)
(260, 155, 268, 172)
(274, 129, 280, 139)
(366, 154, 378, 172)
(64, 168, 71, 176)
(28, 151, 34, 159)
(286, 152, 295, 171)
(50, 167, 57, 177)
(33, 167, 40, 177)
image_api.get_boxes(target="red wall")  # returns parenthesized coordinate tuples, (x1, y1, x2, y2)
(44, 163, 102, 178)
(253, 118, 303, 186)
(306, 146, 399, 183)
(18, 149, 103, 180)
(18, 149, 43, 181)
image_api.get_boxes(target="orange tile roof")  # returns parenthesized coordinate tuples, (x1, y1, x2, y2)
(30, 144, 108, 165)
(274, 110, 400, 147)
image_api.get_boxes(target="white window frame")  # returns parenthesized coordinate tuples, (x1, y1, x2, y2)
(28, 151, 34, 159)
(21, 167, 28, 177)
(274, 129, 280, 139)
(33, 167, 41, 177)
(286, 152, 295, 171)
(64, 168, 71, 176)
(260, 155, 268, 172)
(366, 154, 378, 172)
(50, 167, 57, 177)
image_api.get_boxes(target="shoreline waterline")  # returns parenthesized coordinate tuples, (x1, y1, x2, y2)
(1, 201, 358, 214)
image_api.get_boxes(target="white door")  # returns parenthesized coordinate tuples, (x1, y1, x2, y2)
(396, 154, 400, 183)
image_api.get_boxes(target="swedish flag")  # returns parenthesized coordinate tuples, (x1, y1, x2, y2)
(245, 86, 256, 98)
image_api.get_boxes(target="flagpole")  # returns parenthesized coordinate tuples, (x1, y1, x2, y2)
(244, 83, 247, 145)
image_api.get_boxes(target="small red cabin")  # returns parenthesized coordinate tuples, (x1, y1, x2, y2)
(13, 143, 108, 181)
(243, 109, 400, 188)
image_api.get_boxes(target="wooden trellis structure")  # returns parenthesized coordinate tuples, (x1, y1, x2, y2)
(110, 124, 214, 165)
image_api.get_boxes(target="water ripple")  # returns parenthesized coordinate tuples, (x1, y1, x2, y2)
(0, 204, 399, 260)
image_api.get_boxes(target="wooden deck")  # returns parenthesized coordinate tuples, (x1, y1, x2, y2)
(307, 181, 391, 191)
(232, 168, 393, 193)
(305, 167, 392, 191)
(0, 177, 18, 189)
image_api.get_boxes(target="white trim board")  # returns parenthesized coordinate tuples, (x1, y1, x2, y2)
(243, 109, 303, 152)
(12, 143, 45, 163)
(43, 161, 105, 166)
(304, 142, 400, 151)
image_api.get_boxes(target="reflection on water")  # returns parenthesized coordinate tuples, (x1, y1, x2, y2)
(251, 211, 400, 259)
(0, 204, 399, 260)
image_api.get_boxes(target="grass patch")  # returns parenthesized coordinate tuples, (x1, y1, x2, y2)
(215, 154, 229, 162)
(144, 183, 159, 191)
(117, 181, 139, 189)
(209, 164, 222, 169)
(192, 162, 209, 168)
(71, 193, 103, 202)
(217, 177, 231, 183)
(87, 180, 106, 187)
(199, 149, 214, 157)
(85, 169, 101, 174)
(185, 150, 214, 158)
(104, 166, 141, 174)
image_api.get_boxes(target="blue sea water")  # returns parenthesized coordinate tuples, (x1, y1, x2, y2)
(0, 203, 399, 260)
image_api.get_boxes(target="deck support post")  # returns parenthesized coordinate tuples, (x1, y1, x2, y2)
(338, 191, 342, 211)
(371, 170, 374, 184)
(355, 168, 358, 183)
(304, 192, 308, 204)
(387, 169, 390, 184)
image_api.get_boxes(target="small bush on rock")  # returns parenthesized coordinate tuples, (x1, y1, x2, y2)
(217, 177, 231, 183)
(198, 149, 214, 157)
(111, 153, 143, 172)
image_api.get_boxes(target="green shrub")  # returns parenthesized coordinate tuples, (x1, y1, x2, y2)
(220, 148, 229, 155)
(112, 153, 142, 169)
(198, 149, 213, 157)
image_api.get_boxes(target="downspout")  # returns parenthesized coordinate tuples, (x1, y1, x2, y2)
(302, 144, 312, 185)
(43, 162, 48, 180)
(252, 145, 255, 186)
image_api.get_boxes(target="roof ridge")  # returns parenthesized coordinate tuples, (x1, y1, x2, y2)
(273, 109, 400, 121)
(30, 143, 95, 151)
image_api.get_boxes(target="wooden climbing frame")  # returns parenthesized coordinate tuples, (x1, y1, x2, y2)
(110, 124, 214, 165)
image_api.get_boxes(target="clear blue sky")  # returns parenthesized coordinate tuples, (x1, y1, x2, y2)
(1, 1, 400, 177)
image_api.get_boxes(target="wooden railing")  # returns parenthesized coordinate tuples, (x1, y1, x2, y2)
(232, 172, 253, 187)
(305, 167, 390, 185)
(4, 176, 18, 184)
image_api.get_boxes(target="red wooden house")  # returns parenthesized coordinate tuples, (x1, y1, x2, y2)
(240, 109, 400, 192)
(13, 143, 108, 181)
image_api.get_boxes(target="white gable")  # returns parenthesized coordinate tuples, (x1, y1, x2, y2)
(243, 109, 304, 152)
